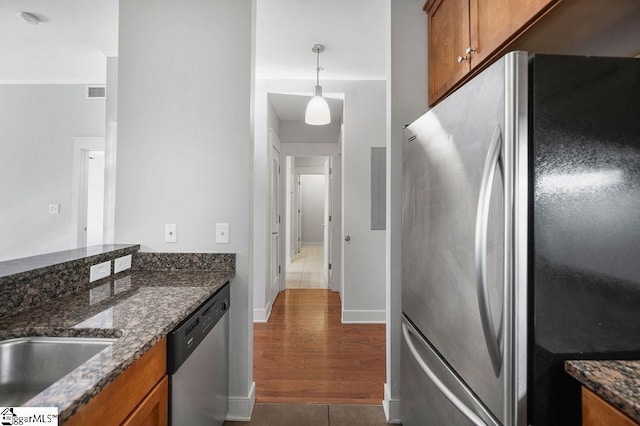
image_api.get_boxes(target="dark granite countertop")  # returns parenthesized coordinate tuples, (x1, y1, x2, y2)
(566, 360, 640, 423)
(0, 267, 234, 423)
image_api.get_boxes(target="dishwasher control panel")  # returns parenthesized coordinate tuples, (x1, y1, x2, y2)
(167, 282, 230, 374)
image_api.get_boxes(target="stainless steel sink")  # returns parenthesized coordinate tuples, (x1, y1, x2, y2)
(0, 336, 116, 406)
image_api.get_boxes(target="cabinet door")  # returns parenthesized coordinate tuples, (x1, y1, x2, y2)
(427, 0, 471, 104)
(65, 338, 167, 426)
(121, 376, 168, 426)
(470, 0, 557, 67)
(582, 387, 639, 426)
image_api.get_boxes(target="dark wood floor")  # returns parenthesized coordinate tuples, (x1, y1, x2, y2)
(253, 289, 386, 405)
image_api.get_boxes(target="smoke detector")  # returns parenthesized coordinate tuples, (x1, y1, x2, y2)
(20, 12, 41, 25)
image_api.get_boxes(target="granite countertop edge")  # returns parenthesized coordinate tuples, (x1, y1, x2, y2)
(0, 267, 235, 423)
(565, 359, 640, 423)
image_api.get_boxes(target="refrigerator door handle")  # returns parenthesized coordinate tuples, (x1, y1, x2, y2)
(475, 124, 504, 377)
(402, 323, 487, 426)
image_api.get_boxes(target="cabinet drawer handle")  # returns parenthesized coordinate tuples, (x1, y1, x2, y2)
(457, 55, 468, 63)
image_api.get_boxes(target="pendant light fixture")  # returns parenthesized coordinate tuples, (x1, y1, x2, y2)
(305, 44, 331, 126)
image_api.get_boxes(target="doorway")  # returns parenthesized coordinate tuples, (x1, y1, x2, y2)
(284, 156, 331, 289)
(72, 137, 106, 248)
(84, 150, 105, 247)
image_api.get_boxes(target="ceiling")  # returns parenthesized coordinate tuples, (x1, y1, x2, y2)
(1, 0, 386, 83)
(257, 0, 386, 133)
(0, 0, 384, 132)
(0, 0, 118, 83)
(255, 0, 387, 81)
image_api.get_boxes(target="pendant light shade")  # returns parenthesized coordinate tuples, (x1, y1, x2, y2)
(305, 89, 331, 125)
(305, 44, 331, 126)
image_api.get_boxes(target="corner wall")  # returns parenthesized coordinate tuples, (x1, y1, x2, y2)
(116, 0, 255, 419)
(0, 85, 105, 261)
(385, 0, 429, 422)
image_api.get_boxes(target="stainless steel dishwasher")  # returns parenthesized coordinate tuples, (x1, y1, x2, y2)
(167, 282, 230, 426)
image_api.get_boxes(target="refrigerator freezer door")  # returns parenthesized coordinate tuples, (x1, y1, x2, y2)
(402, 51, 527, 423)
(401, 316, 500, 426)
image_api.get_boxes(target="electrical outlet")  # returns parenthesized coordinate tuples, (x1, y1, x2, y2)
(216, 223, 229, 244)
(48, 204, 59, 214)
(89, 260, 111, 282)
(165, 224, 177, 243)
(114, 254, 132, 273)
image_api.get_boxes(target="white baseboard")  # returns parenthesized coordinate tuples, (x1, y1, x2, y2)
(226, 382, 256, 421)
(383, 383, 402, 424)
(341, 309, 386, 323)
(253, 299, 274, 323)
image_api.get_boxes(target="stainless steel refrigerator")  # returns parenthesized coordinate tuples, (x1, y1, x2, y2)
(401, 51, 640, 425)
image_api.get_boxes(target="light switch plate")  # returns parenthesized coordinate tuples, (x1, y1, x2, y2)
(216, 223, 229, 244)
(89, 260, 111, 282)
(165, 224, 177, 243)
(114, 254, 132, 273)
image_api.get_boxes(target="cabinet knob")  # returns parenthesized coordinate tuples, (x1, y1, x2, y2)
(458, 47, 477, 63)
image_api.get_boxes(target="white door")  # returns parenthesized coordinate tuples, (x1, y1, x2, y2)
(327, 158, 334, 287)
(270, 145, 281, 300)
(85, 150, 105, 246)
(323, 159, 331, 285)
(72, 137, 105, 248)
(297, 174, 302, 253)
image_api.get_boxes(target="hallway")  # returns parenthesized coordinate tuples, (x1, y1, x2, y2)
(253, 289, 385, 405)
(286, 244, 328, 289)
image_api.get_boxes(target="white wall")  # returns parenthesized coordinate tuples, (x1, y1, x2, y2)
(116, 0, 255, 420)
(253, 95, 282, 322)
(267, 98, 280, 136)
(280, 120, 341, 143)
(255, 79, 386, 324)
(384, 0, 428, 422)
(285, 156, 297, 264)
(300, 174, 325, 244)
(0, 85, 105, 261)
(340, 81, 387, 323)
(103, 57, 118, 244)
(253, 82, 270, 323)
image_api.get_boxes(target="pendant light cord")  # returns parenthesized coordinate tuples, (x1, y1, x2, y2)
(316, 48, 320, 87)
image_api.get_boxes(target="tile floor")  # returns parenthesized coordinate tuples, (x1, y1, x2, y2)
(224, 403, 391, 426)
(286, 245, 328, 289)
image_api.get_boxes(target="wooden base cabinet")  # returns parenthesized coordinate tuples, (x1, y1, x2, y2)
(122, 377, 168, 426)
(582, 387, 639, 426)
(65, 337, 167, 426)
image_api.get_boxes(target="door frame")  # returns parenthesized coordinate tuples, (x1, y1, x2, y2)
(70, 137, 105, 248)
(279, 143, 342, 294)
(270, 140, 282, 299)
